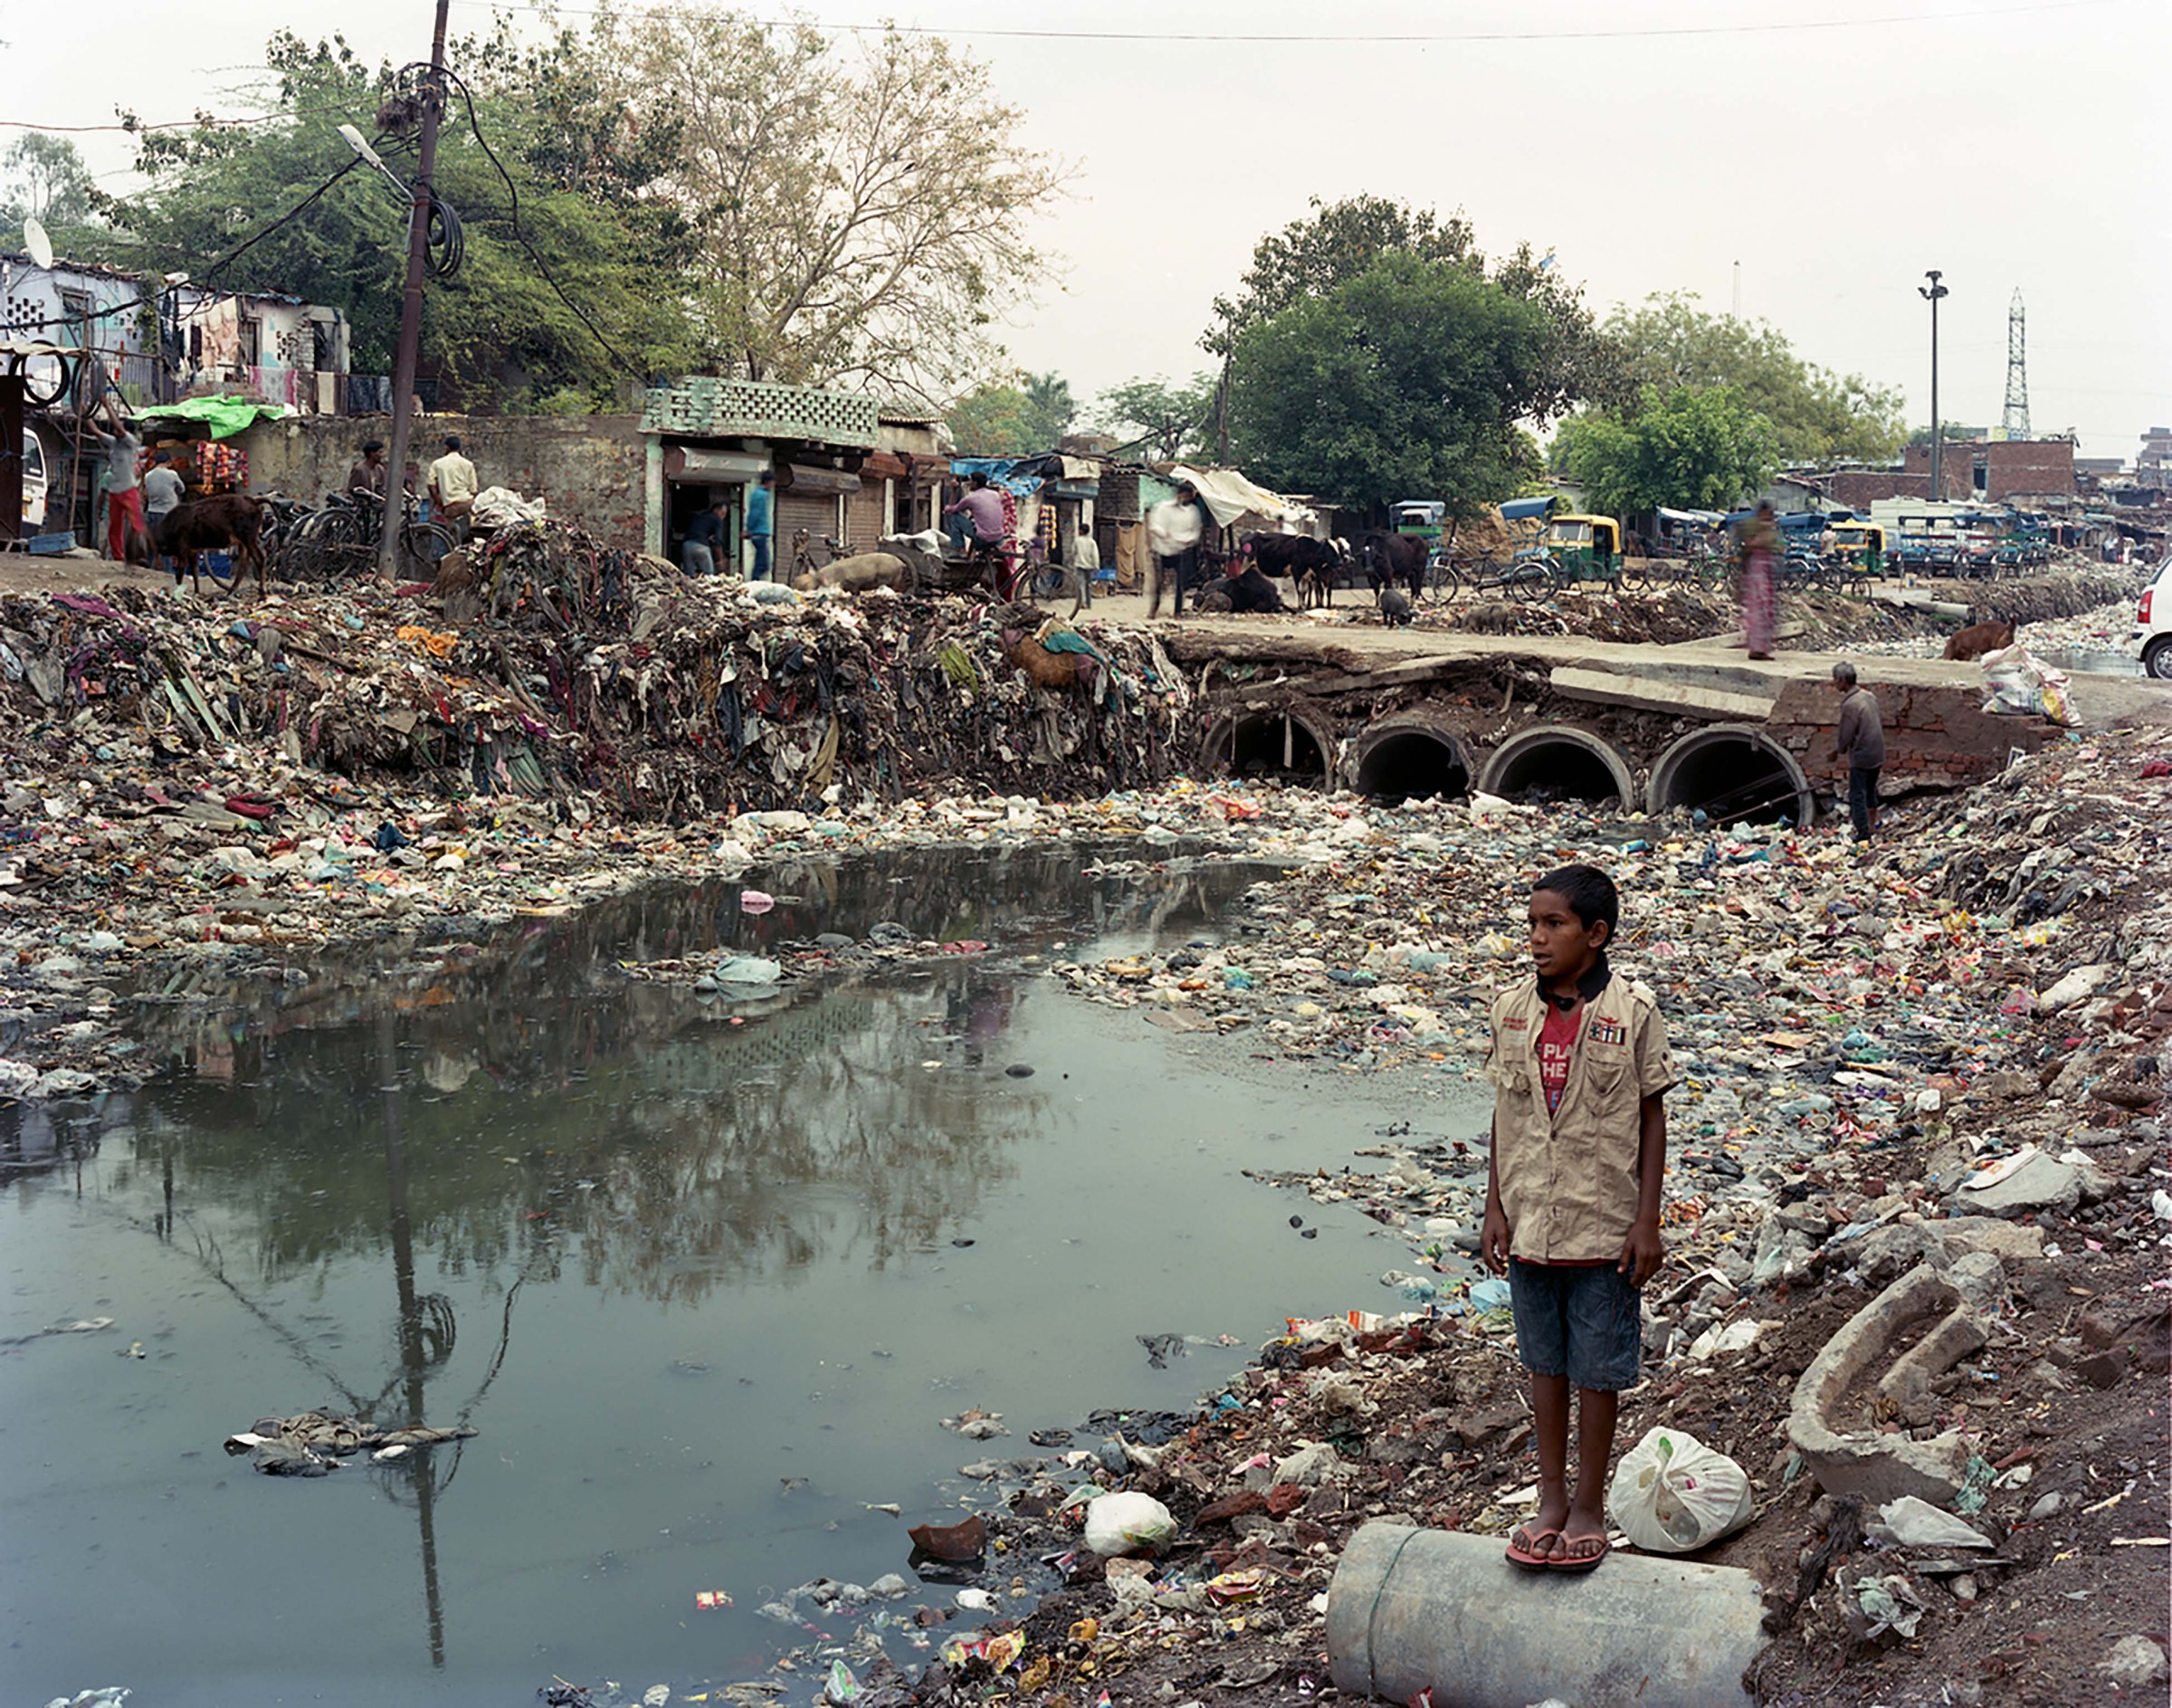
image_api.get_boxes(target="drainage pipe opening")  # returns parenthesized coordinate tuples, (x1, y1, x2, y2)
(1476, 726, 1636, 810)
(1647, 724, 1814, 826)
(1202, 708, 1334, 787)
(1351, 727, 1471, 805)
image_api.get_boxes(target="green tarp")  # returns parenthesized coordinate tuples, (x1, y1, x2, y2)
(138, 396, 293, 440)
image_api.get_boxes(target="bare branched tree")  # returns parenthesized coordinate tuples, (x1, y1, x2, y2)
(610, 13, 1070, 402)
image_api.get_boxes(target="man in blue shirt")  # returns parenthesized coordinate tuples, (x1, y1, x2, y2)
(682, 499, 728, 576)
(745, 470, 775, 580)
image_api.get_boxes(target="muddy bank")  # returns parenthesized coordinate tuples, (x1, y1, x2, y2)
(690, 722, 2172, 1708)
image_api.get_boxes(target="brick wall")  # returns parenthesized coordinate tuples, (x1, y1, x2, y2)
(1984, 440, 2074, 501)
(1829, 470, 1929, 509)
(236, 414, 649, 549)
(1765, 679, 2062, 794)
(1900, 445, 1976, 501)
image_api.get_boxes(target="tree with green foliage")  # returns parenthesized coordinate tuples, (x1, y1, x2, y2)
(608, 12, 1066, 399)
(1226, 253, 1551, 513)
(0, 133, 108, 241)
(105, 27, 694, 411)
(1553, 384, 1777, 518)
(1601, 293, 1901, 462)
(1205, 194, 1616, 425)
(1093, 372, 1217, 460)
(942, 371, 1074, 454)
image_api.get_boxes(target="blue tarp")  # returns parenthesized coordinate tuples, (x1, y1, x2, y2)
(948, 457, 1042, 497)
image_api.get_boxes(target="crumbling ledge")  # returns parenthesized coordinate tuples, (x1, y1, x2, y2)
(1786, 1262, 1992, 1503)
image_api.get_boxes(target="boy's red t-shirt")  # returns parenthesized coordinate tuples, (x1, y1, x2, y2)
(1538, 999, 1581, 1114)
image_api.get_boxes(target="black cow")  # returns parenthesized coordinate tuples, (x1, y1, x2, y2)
(152, 495, 270, 596)
(1219, 563, 1290, 615)
(1357, 531, 1425, 602)
(1243, 533, 1347, 609)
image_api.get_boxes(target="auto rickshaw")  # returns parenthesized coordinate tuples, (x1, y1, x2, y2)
(1826, 520, 1884, 577)
(1542, 513, 1621, 583)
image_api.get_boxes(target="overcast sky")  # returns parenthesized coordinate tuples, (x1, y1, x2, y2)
(8, 0, 2164, 459)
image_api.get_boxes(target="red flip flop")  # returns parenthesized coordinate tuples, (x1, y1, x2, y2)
(1504, 1525, 1560, 1570)
(1548, 1533, 1611, 1573)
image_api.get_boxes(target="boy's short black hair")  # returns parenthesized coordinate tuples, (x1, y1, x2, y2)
(1532, 864, 1619, 935)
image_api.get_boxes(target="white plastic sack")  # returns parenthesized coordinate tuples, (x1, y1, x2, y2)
(1605, 1427, 1753, 1553)
(1081, 1490, 1176, 1557)
(1980, 644, 2078, 727)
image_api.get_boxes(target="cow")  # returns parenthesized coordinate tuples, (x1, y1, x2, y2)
(152, 495, 271, 596)
(1357, 531, 1426, 603)
(1944, 617, 2017, 662)
(1243, 532, 1345, 608)
(1219, 562, 1290, 615)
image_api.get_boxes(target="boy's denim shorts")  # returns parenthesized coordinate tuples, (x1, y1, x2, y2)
(1507, 1258, 1642, 1392)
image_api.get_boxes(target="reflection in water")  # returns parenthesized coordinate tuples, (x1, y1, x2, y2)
(0, 844, 1267, 1685)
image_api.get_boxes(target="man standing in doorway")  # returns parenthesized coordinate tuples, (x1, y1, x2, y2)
(427, 434, 478, 531)
(1830, 661, 1886, 845)
(746, 469, 775, 580)
(682, 498, 729, 577)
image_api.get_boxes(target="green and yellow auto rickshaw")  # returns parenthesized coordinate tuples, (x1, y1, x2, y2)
(1826, 520, 1885, 578)
(1541, 513, 1621, 583)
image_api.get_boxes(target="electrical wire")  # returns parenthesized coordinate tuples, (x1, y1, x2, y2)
(433, 62, 646, 381)
(6, 156, 369, 335)
(0, 102, 352, 136)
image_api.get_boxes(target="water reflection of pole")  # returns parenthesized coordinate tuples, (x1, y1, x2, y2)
(382, 1007, 447, 1670)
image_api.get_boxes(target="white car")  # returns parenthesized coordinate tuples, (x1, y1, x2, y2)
(2139, 557, 2172, 681)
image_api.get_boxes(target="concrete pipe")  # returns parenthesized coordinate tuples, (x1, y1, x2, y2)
(1327, 1522, 1766, 1708)
(1199, 705, 1336, 787)
(1348, 714, 1472, 805)
(1476, 724, 1638, 811)
(1647, 723, 1815, 827)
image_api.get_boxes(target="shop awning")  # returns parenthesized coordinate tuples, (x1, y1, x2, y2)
(781, 462, 861, 495)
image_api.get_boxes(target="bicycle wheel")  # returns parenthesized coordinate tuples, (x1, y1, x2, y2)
(1030, 563, 1068, 600)
(403, 520, 456, 571)
(1422, 557, 1462, 603)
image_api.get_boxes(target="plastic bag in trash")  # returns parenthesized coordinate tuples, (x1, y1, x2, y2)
(1081, 1489, 1176, 1556)
(1979, 644, 2079, 727)
(1605, 1427, 1753, 1553)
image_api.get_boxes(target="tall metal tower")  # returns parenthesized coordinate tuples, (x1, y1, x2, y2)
(2002, 288, 2031, 442)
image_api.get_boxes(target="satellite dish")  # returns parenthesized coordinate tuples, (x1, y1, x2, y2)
(24, 216, 53, 271)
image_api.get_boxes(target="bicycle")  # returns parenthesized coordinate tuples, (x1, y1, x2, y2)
(281, 491, 457, 583)
(790, 529, 845, 579)
(1419, 548, 1464, 604)
(1465, 552, 1566, 603)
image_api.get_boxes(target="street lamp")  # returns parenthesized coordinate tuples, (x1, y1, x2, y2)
(1919, 270, 1949, 501)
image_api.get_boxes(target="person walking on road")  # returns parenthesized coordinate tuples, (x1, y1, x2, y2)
(745, 470, 775, 580)
(1830, 661, 1886, 844)
(1737, 500, 1780, 660)
(1146, 478, 1208, 618)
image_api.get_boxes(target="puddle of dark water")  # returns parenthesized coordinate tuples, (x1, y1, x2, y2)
(0, 844, 1479, 1707)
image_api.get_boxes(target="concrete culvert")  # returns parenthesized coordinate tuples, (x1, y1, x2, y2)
(1476, 725, 1636, 810)
(1648, 723, 1815, 826)
(1202, 708, 1334, 787)
(1349, 717, 1472, 805)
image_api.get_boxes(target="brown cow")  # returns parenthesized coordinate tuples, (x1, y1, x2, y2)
(1944, 617, 2017, 661)
(153, 495, 270, 596)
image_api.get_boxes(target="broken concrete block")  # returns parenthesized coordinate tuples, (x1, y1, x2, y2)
(1853, 1223, 1933, 1284)
(1952, 1150, 2082, 1219)
(1788, 1264, 1979, 1503)
(1928, 1217, 2046, 1263)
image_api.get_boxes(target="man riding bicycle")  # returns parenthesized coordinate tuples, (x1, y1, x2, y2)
(943, 472, 1019, 596)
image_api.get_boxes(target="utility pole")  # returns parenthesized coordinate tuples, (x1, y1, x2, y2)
(1919, 270, 1948, 502)
(378, 0, 452, 577)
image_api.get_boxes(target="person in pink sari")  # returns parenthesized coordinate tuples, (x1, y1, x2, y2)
(1737, 501, 1779, 660)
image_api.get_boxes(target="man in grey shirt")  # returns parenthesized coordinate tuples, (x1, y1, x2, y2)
(1830, 661, 1885, 844)
(141, 451, 186, 525)
(90, 420, 146, 561)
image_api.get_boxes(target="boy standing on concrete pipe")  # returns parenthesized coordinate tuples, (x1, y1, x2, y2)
(1481, 864, 1675, 1572)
